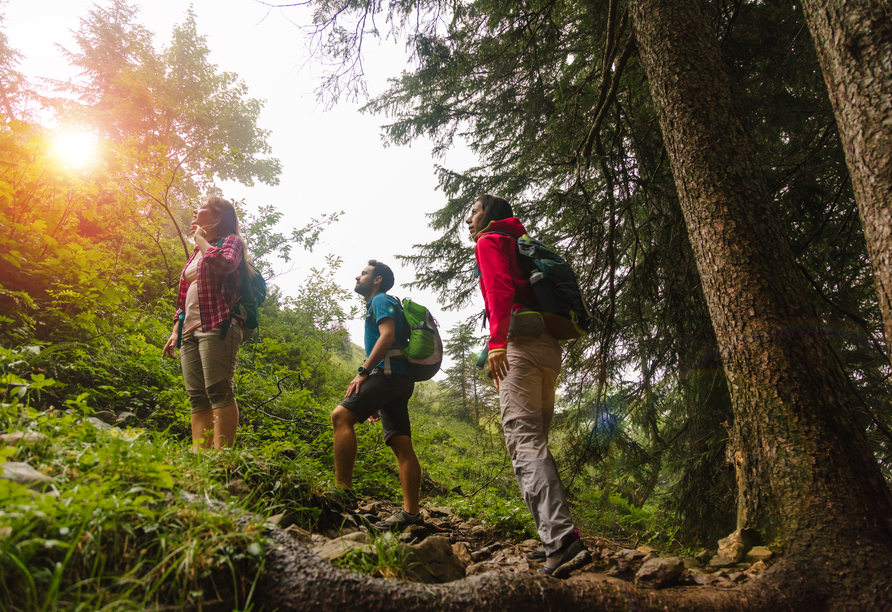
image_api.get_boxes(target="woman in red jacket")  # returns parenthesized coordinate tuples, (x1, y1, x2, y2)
(163, 196, 247, 450)
(467, 194, 589, 576)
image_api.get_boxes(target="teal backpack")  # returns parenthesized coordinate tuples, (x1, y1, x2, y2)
(219, 240, 267, 342)
(486, 231, 591, 339)
(384, 298, 443, 381)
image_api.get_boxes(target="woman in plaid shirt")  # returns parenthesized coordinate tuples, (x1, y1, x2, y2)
(163, 196, 249, 450)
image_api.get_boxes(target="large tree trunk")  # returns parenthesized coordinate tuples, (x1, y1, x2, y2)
(800, 0, 892, 363)
(628, 0, 892, 604)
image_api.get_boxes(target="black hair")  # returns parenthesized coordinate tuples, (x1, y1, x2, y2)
(367, 259, 395, 293)
(476, 194, 514, 229)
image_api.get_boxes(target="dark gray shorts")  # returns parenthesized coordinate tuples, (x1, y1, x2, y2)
(340, 373, 414, 444)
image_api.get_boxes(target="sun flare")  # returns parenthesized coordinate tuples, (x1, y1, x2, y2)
(53, 132, 97, 168)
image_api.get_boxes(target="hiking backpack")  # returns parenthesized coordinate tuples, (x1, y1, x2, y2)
(219, 239, 267, 342)
(384, 298, 443, 381)
(490, 231, 592, 340)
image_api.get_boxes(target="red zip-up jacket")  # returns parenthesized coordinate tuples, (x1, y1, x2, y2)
(174, 235, 244, 333)
(474, 217, 537, 353)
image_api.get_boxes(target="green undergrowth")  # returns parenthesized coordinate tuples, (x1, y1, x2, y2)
(0, 398, 269, 611)
(0, 357, 688, 612)
(330, 531, 419, 580)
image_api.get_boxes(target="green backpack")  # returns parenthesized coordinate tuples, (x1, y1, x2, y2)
(384, 298, 443, 381)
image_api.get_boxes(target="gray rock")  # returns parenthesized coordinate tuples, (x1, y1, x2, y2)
(1, 462, 51, 487)
(266, 512, 294, 528)
(115, 411, 138, 425)
(452, 541, 473, 567)
(745, 546, 774, 563)
(728, 571, 745, 583)
(716, 528, 759, 564)
(635, 556, 684, 589)
(92, 411, 117, 425)
(403, 535, 465, 583)
(522, 539, 540, 548)
(0, 431, 47, 445)
(617, 548, 646, 561)
(470, 525, 486, 535)
(282, 525, 313, 544)
(426, 506, 452, 517)
(683, 556, 701, 569)
(745, 560, 768, 576)
(689, 569, 718, 585)
(695, 549, 713, 564)
(399, 525, 430, 543)
(85, 417, 113, 432)
(315, 533, 371, 561)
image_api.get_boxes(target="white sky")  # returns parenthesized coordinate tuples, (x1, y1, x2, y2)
(3, 0, 485, 371)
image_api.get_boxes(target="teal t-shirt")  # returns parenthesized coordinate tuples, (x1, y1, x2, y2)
(365, 293, 411, 376)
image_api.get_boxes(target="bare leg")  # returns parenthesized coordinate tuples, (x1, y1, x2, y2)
(389, 434, 421, 514)
(331, 405, 358, 489)
(191, 410, 215, 451)
(213, 402, 239, 449)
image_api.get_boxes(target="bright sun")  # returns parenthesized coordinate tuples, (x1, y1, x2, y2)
(53, 132, 98, 168)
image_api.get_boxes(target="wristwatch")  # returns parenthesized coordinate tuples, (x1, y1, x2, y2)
(358, 365, 371, 376)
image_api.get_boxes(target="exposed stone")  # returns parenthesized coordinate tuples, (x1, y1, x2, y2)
(0, 431, 47, 445)
(309, 533, 329, 547)
(745, 546, 774, 563)
(470, 525, 487, 536)
(427, 506, 452, 517)
(683, 556, 701, 569)
(689, 569, 718, 585)
(399, 525, 430, 543)
(695, 549, 713, 564)
(452, 541, 473, 567)
(728, 571, 745, 583)
(92, 411, 117, 425)
(282, 525, 313, 544)
(745, 560, 768, 577)
(521, 539, 539, 548)
(715, 528, 759, 564)
(1, 462, 52, 488)
(314, 532, 371, 561)
(617, 548, 646, 561)
(115, 411, 138, 425)
(85, 417, 113, 432)
(402, 535, 465, 583)
(465, 517, 481, 527)
(267, 513, 294, 528)
(635, 556, 684, 589)
(226, 479, 250, 498)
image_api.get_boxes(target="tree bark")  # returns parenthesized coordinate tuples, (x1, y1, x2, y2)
(628, 0, 892, 603)
(259, 528, 771, 612)
(800, 0, 892, 363)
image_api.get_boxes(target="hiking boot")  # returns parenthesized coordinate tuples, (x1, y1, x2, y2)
(526, 546, 546, 561)
(372, 509, 423, 531)
(327, 487, 360, 510)
(537, 538, 591, 578)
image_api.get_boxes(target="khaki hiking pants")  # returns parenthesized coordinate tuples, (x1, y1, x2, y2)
(500, 332, 576, 555)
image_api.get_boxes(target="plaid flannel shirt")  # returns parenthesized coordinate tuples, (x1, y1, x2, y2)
(174, 235, 244, 333)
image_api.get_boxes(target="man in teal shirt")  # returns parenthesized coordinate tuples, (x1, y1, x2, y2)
(330, 260, 422, 529)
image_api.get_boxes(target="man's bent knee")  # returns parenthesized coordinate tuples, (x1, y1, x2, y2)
(331, 405, 357, 429)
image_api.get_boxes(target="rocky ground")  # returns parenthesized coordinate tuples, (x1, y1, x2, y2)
(273, 499, 778, 590)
